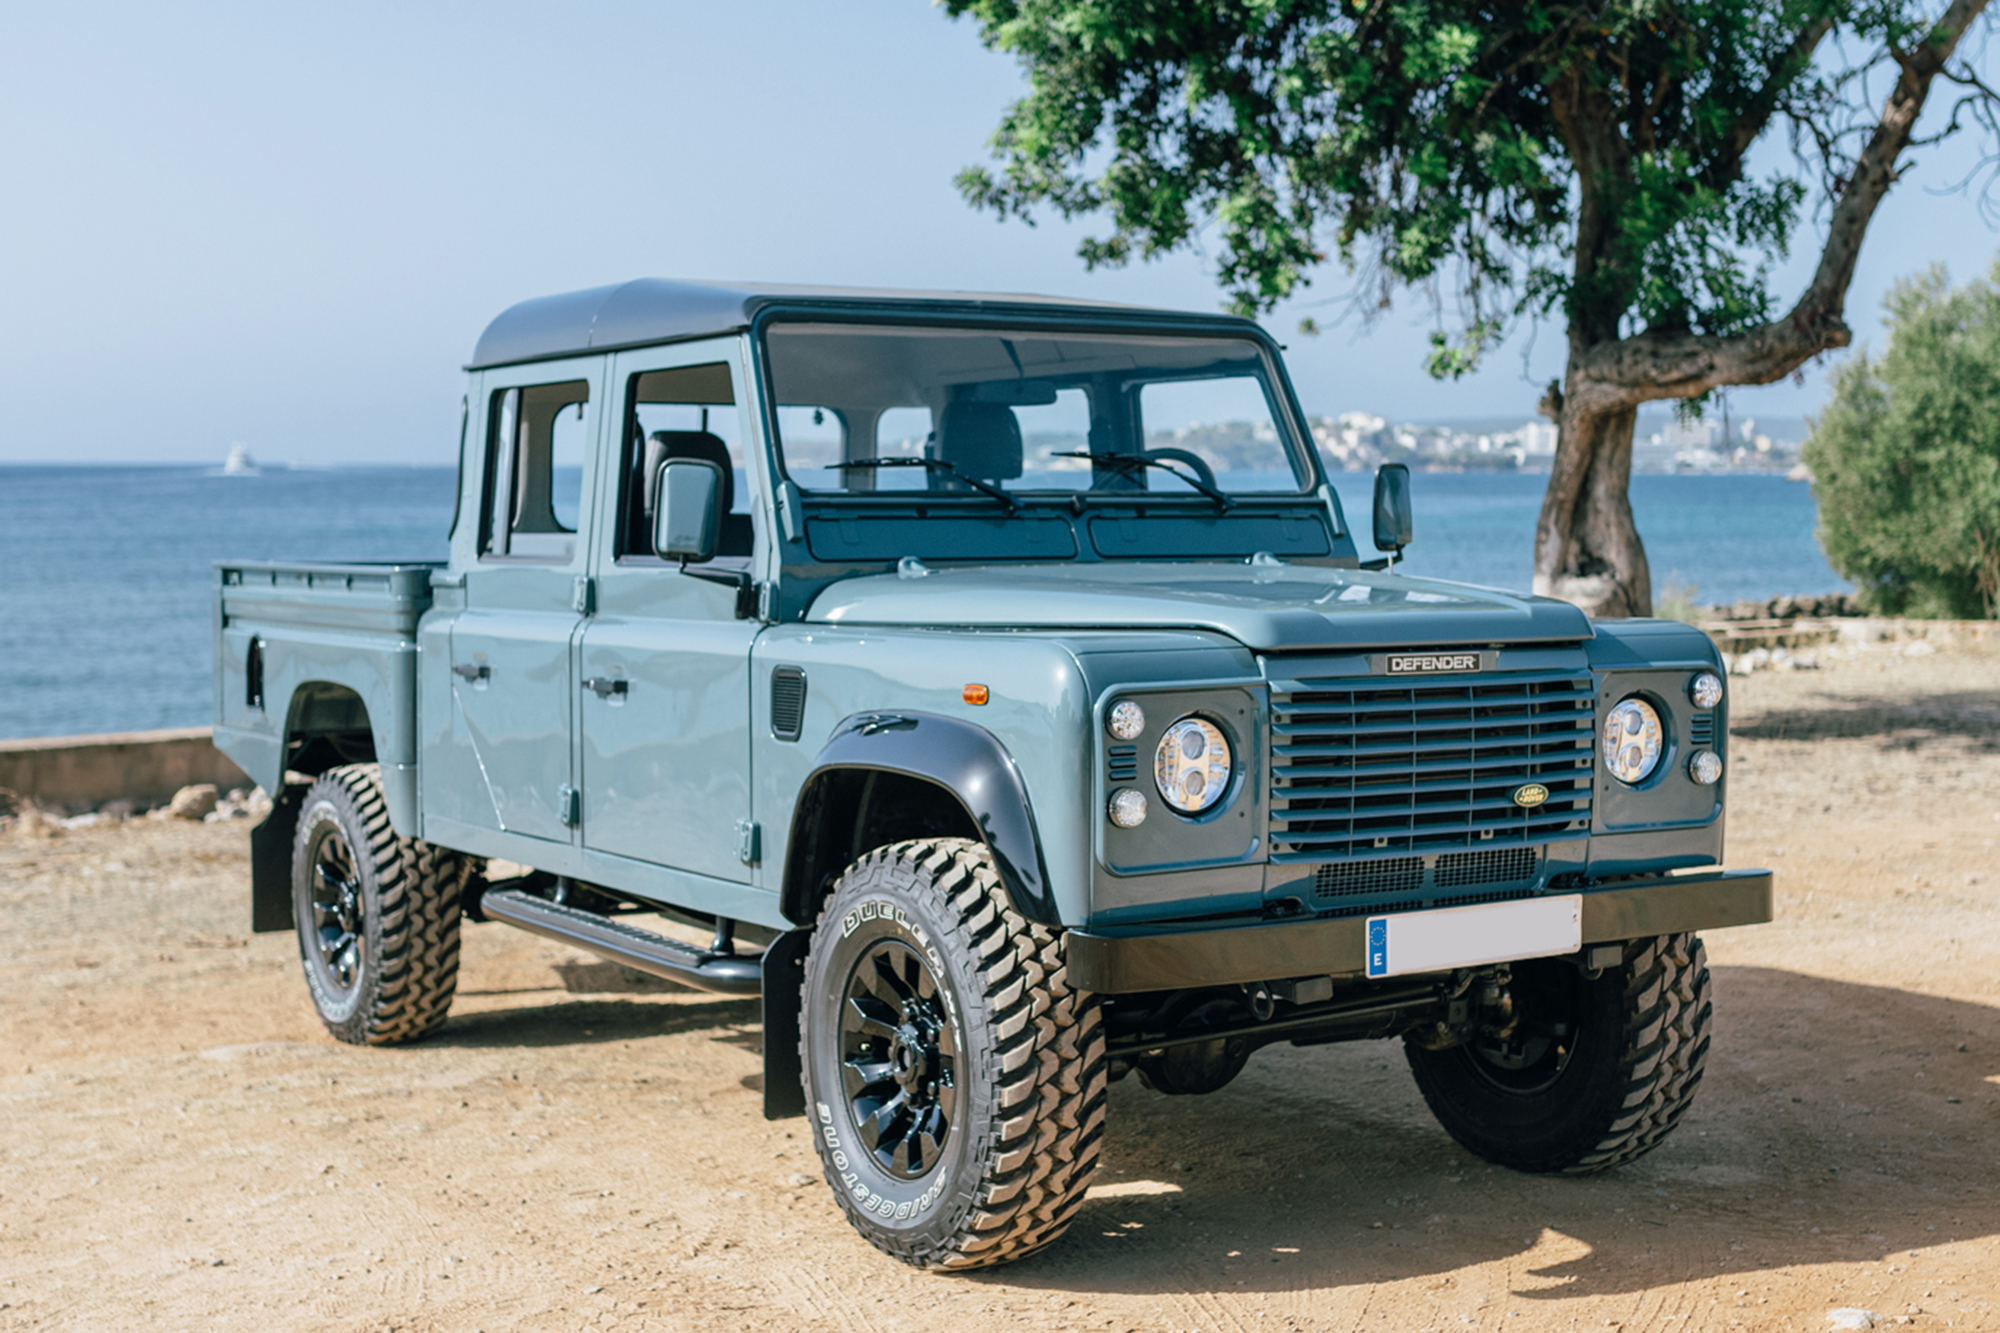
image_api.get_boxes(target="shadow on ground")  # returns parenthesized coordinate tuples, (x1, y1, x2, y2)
(1732, 690, 2000, 748)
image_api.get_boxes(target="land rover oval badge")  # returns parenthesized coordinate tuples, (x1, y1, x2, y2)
(1512, 783, 1550, 808)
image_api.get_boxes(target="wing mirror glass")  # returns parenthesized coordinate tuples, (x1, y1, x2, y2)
(1372, 462, 1414, 556)
(653, 458, 722, 563)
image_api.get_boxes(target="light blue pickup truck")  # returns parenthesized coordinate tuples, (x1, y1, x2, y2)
(214, 279, 1769, 1269)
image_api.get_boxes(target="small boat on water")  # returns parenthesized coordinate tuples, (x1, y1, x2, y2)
(222, 443, 259, 476)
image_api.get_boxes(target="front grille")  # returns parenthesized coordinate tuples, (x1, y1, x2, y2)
(1314, 856, 1423, 899)
(1270, 667, 1594, 861)
(1435, 846, 1538, 888)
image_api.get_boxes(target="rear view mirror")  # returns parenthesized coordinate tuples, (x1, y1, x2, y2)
(653, 458, 722, 563)
(1372, 463, 1414, 555)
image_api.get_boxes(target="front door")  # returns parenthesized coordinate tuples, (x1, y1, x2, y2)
(434, 358, 603, 845)
(578, 340, 760, 881)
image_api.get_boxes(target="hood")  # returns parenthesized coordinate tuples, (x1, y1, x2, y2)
(807, 562, 1592, 652)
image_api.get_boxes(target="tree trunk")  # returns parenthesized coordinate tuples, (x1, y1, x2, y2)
(1533, 380, 1649, 617)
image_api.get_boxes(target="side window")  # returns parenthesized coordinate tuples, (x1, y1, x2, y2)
(482, 380, 590, 561)
(620, 363, 755, 560)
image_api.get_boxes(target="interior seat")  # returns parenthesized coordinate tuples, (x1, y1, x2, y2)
(639, 430, 754, 557)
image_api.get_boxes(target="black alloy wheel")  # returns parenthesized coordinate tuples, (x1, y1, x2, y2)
(290, 764, 464, 1046)
(305, 820, 366, 999)
(840, 939, 959, 1178)
(1404, 934, 1713, 1174)
(1459, 961, 1583, 1097)
(800, 838, 1107, 1270)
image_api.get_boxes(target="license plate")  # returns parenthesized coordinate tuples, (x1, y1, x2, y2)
(1365, 894, 1582, 979)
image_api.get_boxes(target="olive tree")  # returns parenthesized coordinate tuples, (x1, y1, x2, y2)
(944, 0, 1999, 615)
(1805, 263, 2000, 615)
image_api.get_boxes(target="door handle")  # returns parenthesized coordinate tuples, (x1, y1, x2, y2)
(452, 663, 490, 682)
(583, 676, 628, 698)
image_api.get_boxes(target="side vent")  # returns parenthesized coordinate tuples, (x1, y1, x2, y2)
(770, 666, 807, 742)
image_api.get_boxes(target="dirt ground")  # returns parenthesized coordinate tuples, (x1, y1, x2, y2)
(4, 642, 1999, 1332)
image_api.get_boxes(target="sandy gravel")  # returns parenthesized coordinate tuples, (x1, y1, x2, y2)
(3, 641, 1999, 1332)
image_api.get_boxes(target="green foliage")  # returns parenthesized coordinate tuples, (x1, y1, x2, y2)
(1804, 265, 2000, 618)
(944, 0, 1895, 370)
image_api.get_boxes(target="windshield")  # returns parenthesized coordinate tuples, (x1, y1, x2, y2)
(762, 322, 1311, 498)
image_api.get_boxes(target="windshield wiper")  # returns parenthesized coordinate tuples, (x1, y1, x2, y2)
(1052, 451, 1234, 511)
(832, 457, 1019, 512)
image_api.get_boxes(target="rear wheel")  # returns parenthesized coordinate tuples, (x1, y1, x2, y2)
(292, 763, 464, 1045)
(801, 838, 1107, 1269)
(1404, 934, 1711, 1173)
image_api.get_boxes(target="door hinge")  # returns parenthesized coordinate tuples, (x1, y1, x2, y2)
(558, 784, 581, 828)
(736, 819, 762, 866)
(571, 575, 595, 615)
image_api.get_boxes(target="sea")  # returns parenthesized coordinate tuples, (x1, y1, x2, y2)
(0, 465, 1845, 740)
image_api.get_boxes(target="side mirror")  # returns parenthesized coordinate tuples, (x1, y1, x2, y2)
(653, 458, 722, 563)
(1372, 463, 1414, 556)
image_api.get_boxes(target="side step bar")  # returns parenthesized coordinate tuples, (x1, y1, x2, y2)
(480, 889, 762, 996)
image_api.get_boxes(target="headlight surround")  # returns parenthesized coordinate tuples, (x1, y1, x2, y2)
(1154, 715, 1232, 815)
(1601, 697, 1665, 786)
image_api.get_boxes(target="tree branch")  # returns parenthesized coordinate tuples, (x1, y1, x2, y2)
(1570, 0, 1992, 412)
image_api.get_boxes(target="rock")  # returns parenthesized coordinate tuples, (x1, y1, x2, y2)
(165, 784, 218, 821)
(99, 799, 134, 822)
(1827, 1310, 1882, 1330)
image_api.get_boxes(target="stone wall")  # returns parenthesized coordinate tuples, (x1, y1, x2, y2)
(0, 728, 251, 816)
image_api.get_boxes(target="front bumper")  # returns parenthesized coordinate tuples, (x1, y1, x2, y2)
(1066, 868, 1771, 994)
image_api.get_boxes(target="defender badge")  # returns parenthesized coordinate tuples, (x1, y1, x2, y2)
(1512, 783, 1549, 807)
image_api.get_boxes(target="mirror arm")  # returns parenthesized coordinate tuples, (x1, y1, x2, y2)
(678, 559, 758, 620)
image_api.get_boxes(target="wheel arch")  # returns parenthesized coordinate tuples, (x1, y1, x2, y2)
(778, 712, 1059, 929)
(249, 681, 392, 937)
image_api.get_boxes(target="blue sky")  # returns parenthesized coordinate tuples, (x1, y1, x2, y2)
(2, 1, 1996, 464)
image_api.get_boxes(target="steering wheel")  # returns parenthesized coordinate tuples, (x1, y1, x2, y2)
(1085, 447, 1221, 493)
(1140, 447, 1219, 491)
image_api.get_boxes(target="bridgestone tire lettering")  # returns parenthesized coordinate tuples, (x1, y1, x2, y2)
(801, 839, 1107, 1270)
(291, 763, 465, 1046)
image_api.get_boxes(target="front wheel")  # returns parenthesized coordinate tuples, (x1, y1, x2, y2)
(800, 838, 1107, 1269)
(1404, 934, 1712, 1173)
(292, 763, 464, 1045)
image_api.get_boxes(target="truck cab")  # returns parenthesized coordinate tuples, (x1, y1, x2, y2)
(214, 279, 1769, 1271)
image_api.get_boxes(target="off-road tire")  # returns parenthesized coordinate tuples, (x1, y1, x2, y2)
(1404, 933, 1711, 1174)
(800, 838, 1107, 1270)
(292, 763, 464, 1046)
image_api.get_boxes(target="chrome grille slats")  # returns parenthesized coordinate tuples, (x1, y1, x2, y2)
(1269, 666, 1595, 861)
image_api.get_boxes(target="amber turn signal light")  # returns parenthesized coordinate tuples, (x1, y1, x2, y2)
(962, 683, 989, 705)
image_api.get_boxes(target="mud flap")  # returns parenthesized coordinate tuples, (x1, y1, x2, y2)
(249, 782, 307, 933)
(760, 929, 811, 1119)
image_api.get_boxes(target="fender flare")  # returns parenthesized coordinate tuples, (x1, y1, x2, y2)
(783, 711, 1059, 927)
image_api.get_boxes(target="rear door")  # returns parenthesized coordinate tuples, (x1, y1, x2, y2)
(577, 338, 761, 881)
(432, 357, 604, 845)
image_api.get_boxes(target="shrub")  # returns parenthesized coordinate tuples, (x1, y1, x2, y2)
(1804, 264, 2000, 618)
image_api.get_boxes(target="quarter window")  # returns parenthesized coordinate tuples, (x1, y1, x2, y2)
(482, 380, 590, 561)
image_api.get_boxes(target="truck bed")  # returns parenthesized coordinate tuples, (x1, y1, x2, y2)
(213, 561, 442, 835)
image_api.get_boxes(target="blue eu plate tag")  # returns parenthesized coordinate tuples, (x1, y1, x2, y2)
(1366, 917, 1389, 978)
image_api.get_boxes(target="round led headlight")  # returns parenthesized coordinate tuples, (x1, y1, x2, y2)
(1601, 697, 1664, 786)
(1107, 700, 1146, 741)
(1688, 749, 1723, 785)
(1154, 716, 1232, 815)
(1689, 671, 1724, 709)
(1107, 788, 1148, 828)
